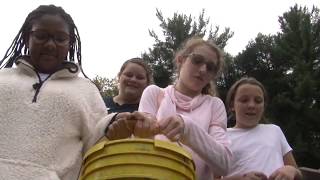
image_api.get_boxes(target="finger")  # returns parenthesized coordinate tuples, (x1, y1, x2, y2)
(159, 116, 178, 134)
(245, 173, 258, 180)
(254, 172, 268, 179)
(134, 120, 143, 132)
(269, 172, 277, 180)
(116, 117, 126, 127)
(106, 124, 117, 140)
(171, 133, 181, 142)
(166, 126, 181, 140)
(273, 174, 284, 180)
(257, 173, 268, 180)
(125, 118, 137, 131)
(158, 117, 171, 131)
(243, 172, 263, 180)
(112, 121, 122, 138)
(131, 111, 146, 120)
(151, 122, 161, 135)
(134, 120, 146, 137)
(120, 119, 136, 138)
(250, 176, 260, 180)
(116, 112, 131, 119)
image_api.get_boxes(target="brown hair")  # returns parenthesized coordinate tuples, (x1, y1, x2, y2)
(225, 77, 269, 121)
(118, 57, 153, 85)
(174, 36, 224, 96)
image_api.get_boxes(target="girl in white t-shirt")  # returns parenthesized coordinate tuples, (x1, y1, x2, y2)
(222, 77, 302, 180)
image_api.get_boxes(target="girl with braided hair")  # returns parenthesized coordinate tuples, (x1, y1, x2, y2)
(0, 4, 113, 180)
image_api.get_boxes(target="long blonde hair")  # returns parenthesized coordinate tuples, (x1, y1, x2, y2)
(174, 36, 224, 96)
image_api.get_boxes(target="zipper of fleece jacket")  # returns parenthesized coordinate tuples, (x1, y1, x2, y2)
(19, 61, 53, 103)
(31, 72, 53, 103)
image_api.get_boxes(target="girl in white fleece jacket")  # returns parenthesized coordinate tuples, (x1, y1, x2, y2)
(0, 5, 112, 180)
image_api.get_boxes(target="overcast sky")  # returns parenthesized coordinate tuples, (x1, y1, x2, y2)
(0, 0, 318, 79)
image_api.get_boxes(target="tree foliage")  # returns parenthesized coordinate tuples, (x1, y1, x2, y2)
(94, 5, 320, 168)
(273, 5, 320, 167)
(92, 75, 118, 98)
(143, 9, 234, 87)
(230, 4, 320, 167)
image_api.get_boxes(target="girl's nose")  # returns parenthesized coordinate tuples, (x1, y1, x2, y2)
(128, 76, 138, 82)
(43, 38, 57, 49)
(199, 63, 207, 72)
(248, 100, 256, 107)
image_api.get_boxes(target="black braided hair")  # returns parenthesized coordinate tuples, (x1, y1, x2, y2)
(0, 4, 88, 78)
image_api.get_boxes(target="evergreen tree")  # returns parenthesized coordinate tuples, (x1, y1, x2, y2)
(273, 5, 320, 167)
(143, 9, 234, 87)
(232, 4, 320, 167)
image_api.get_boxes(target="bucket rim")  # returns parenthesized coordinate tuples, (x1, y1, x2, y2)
(83, 139, 193, 161)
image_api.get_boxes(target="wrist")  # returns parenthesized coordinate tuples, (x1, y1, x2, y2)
(105, 113, 119, 135)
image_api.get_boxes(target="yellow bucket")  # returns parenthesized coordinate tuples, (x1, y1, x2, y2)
(81, 138, 195, 180)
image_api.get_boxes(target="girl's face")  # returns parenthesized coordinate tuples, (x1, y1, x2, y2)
(232, 84, 265, 129)
(118, 62, 148, 100)
(176, 45, 217, 97)
(27, 14, 70, 74)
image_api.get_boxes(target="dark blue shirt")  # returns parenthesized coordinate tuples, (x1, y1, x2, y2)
(103, 96, 139, 113)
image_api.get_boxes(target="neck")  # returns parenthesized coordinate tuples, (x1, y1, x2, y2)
(113, 94, 139, 105)
(174, 82, 200, 98)
(234, 124, 258, 129)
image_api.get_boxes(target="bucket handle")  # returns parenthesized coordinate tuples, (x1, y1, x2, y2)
(154, 140, 192, 160)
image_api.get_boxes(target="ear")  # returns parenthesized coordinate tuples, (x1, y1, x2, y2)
(175, 55, 185, 69)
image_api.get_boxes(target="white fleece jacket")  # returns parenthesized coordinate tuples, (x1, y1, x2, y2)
(0, 58, 112, 180)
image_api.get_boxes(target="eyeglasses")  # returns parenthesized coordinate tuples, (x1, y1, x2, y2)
(30, 30, 70, 46)
(185, 53, 218, 73)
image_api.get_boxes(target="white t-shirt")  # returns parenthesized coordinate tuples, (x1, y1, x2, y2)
(226, 124, 292, 177)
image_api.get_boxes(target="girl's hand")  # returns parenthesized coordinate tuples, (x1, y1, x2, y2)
(106, 112, 137, 140)
(242, 171, 268, 180)
(131, 111, 159, 138)
(269, 165, 300, 180)
(158, 115, 185, 142)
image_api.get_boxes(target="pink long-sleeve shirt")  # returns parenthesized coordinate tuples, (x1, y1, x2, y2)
(138, 85, 232, 180)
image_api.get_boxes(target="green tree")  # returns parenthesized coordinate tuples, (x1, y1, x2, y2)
(231, 4, 320, 168)
(143, 9, 234, 87)
(92, 75, 118, 98)
(273, 5, 320, 167)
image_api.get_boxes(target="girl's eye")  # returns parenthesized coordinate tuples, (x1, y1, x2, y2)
(255, 98, 264, 104)
(33, 32, 48, 40)
(238, 97, 249, 103)
(136, 75, 146, 80)
(55, 36, 68, 43)
(191, 55, 205, 65)
(123, 73, 133, 78)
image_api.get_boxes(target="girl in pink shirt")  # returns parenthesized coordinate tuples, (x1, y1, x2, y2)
(136, 37, 232, 180)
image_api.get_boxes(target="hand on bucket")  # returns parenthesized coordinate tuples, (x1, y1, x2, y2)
(242, 171, 268, 180)
(131, 111, 159, 138)
(106, 112, 137, 140)
(158, 115, 185, 142)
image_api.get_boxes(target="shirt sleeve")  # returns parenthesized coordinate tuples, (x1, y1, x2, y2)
(180, 98, 232, 176)
(275, 125, 292, 156)
(138, 85, 162, 114)
(79, 80, 112, 153)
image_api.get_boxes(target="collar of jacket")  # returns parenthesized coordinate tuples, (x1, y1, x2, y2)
(15, 56, 80, 80)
